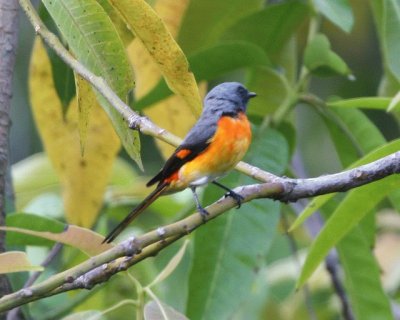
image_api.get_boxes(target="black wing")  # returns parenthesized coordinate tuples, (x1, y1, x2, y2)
(147, 117, 217, 187)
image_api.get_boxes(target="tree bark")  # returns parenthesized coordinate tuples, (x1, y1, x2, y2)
(0, 0, 19, 315)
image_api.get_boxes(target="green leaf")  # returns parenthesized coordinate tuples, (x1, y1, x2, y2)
(291, 139, 400, 231)
(378, 72, 400, 97)
(39, 4, 76, 112)
(186, 129, 288, 319)
(178, 0, 263, 54)
(6, 213, 65, 247)
(144, 300, 188, 320)
(297, 173, 400, 287)
(304, 34, 351, 77)
(276, 36, 298, 85)
(221, 2, 310, 55)
(327, 97, 391, 110)
(147, 240, 189, 288)
(370, 0, 400, 82)
(3, 213, 112, 255)
(324, 107, 385, 167)
(337, 228, 393, 320)
(387, 91, 400, 112)
(314, 0, 354, 33)
(191, 42, 270, 81)
(42, 0, 141, 167)
(96, 0, 134, 45)
(136, 41, 270, 110)
(244, 128, 289, 176)
(246, 66, 291, 116)
(61, 310, 103, 320)
(12, 153, 60, 211)
(322, 107, 384, 246)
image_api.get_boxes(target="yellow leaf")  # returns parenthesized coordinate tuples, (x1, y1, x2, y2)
(75, 74, 93, 155)
(127, 0, 206, 157)
(110, 0, 202, 115)
(0, 251, 43, 274)
(0, 226, 112, 256)
(29, 38, 121, 227)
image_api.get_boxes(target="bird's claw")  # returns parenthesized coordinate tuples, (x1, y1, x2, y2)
(198, 207, 209, 222)
(225, 190, 244, 208)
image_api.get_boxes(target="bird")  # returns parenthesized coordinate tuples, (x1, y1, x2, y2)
(103, 82, 256, 243)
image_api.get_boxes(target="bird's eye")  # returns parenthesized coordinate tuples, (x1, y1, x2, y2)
(237, 86, 247, 97)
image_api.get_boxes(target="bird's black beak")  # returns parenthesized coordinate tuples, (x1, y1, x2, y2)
(248, 92, 257, 99)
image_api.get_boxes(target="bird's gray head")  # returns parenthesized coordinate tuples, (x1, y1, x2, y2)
(203, 82, 256, 116)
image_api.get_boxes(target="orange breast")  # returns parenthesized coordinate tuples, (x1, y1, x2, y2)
(174, 112, 251, 188)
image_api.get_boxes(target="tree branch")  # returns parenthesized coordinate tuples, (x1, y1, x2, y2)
(1, 151, 400, 311)
(0, 0, 19, 309)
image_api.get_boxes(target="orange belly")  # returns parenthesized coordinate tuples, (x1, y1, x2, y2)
(172, 112, 251, 189)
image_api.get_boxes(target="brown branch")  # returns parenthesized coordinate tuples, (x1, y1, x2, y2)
(0, 0, 19, 309)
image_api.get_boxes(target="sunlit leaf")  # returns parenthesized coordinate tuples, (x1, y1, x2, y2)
(0, 251, 43, 274)
(127, 0, 201, 158)
(42, 0, 140, 166)
(30, 39, 121, 227)
(110, 0, 202, 115)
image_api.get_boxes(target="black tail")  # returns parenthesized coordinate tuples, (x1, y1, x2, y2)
(103, 183, 168, 243)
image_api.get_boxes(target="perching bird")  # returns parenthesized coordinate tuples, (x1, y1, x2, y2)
(103, 82, 256, 243)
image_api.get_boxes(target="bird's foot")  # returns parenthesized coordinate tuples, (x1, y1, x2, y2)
(198, 206, 209, 222)
(225, 190, 244, 209)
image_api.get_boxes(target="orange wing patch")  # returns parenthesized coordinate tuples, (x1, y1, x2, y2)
(164, 171, 179, 183)
(175, 149, 192, 159)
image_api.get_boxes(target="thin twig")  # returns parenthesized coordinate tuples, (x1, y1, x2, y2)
(281, 212, 317, 320)
(325, 253, 354, 320)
